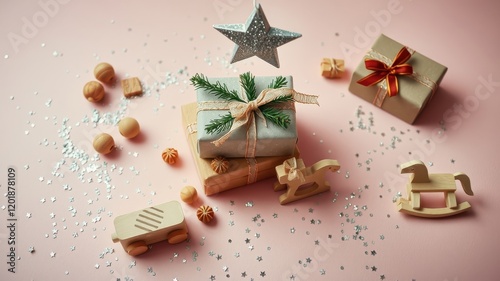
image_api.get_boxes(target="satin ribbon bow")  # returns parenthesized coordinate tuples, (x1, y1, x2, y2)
(283, 158, 305, 182)
(357, 47, 413, 97)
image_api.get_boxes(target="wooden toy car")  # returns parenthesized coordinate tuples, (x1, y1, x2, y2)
(111, 201, 189, 256)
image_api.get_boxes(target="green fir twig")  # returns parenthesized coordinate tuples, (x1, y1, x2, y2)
(190, 73, 244, 103)
(265, 95, 293, 106)
(267, 76, 288, 89)
(204, 113, 234, 135)
(240, 72, 257, 101)
(261, 107, 292, 129)
(192, 72, 293, 134)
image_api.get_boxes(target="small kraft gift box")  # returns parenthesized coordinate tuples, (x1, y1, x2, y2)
(191, 72, 318, 158)
(348, 34, 448, 124)
(181, 103, 300, 196)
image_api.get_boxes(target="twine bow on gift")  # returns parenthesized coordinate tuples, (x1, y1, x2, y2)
(357, 47, 413, 97)
(211, 88, 319, 157)
(283, 157, 305, 182)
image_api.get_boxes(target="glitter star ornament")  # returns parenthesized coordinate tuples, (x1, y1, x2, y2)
(213, 3, 301, 68)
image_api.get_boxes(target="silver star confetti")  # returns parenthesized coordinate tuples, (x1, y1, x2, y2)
(213, 4, 301, 68)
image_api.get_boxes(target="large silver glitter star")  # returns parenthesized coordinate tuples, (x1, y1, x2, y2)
(213, 4, 301, 68)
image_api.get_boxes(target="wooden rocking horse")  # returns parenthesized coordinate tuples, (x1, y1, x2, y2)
(274, 157, 340, 205)
(397, 160, 474, 218)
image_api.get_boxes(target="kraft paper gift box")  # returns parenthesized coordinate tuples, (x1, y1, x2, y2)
(196, 75, 299, 159)
(182, 103, 299, 196)
(348, 34, 448, 124)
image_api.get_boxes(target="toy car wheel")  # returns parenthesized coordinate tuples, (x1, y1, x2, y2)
(167, 229, 188, 244)
(126, 240, 149, 256)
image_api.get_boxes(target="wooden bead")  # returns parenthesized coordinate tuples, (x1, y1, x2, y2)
(180, 186, 198, 204)
(94, 62, 115, 84)
(162, 148, 178, 165)
(83, 81, 105, 102)
(118, 117, 140, 139)
(93, 133, 115, 154)
(196, 205, 214, 223)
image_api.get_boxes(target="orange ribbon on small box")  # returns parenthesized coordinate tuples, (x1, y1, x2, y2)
(357, 47, 413, 97)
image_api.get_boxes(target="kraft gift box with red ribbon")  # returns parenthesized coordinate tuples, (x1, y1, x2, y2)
(195, 75, 318, 158)
(181, 102, 300, 195)
(348, 34, 448, 124)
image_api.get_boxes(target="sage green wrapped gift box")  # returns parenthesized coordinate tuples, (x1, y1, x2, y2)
(196, 76, 298, 159)
(349, 34, 448, 124)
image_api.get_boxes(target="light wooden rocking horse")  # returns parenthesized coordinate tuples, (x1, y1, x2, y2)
(274, 157, 340, 205)
(397, 160, 474, 218)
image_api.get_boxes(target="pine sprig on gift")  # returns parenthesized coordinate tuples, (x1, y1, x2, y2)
(240, 72, 257, 101)
(265, 94, 293, 105)
(261, 106, 292, 129)
(190, 73, 245, 103)
(192, 72, 293, 134)
(267, 75, 288, 89)
(204, 113, 234, 135)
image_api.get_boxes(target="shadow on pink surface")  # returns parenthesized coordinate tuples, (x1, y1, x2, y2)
(416, 86, 458, 126)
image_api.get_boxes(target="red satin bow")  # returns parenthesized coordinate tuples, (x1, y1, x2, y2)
(357, 47, 413, 97)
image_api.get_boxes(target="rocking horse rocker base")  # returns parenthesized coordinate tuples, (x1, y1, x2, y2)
(397, 198, 472, 218)
(274, 158, 340, 205)
(274, 180, 332, 205)
(397, 160, 474, 218)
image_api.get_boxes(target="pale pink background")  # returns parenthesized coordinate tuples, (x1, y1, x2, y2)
(1, 0, 499, 280)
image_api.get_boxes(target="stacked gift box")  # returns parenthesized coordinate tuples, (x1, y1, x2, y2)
(182, 73, 320, 195)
